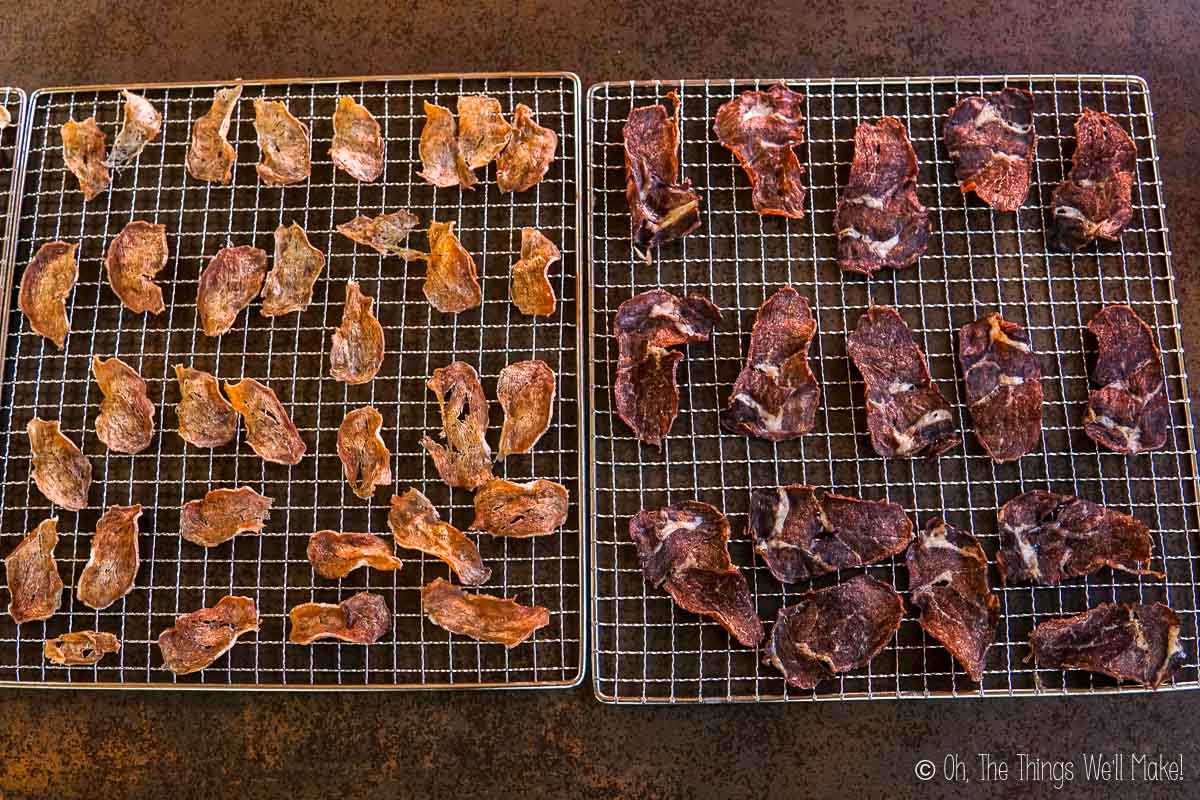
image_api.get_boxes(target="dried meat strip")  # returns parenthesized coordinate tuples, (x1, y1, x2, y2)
(196, 245, 268, 337)
(61, 117, 110, 200)
(174, 365, 238, 448)
(329, 282, 385, 385)
(958, 312, 1043, 462)
(337, 210, 423, 259)
(92, 356, 155, 454)
(624, 93, 701, 261)
(713, 84, 806, 217)
(424, 220, 482, 313)
(44, 630, 120, 666)
(19, 240, 78, 349)
(330, 95, 384, 182)
(261, 222, 324, 317)
(1051, 108, 1137, 250)
(944, 88, 1036, 211)
(76, 504, 141, 610)
(420, 361, 493, 490)
(470, 478, 569, 538)
(337, 405, 391, 499)
(4, 518, 63, 624)
(1083, 304, 1167, 454)
(186, 84, 242, 184)
(421, 578, 549, 648)
(180, 486, 272, 547)
(306, 531, 402, 579)
(289, 592, 391, 645)
(105, 220, 167, 315)
(510, 227, 559, 317)
(497, 359, 556, 457)
(224, 378, 306, 466)
(456, 95, 512, 188)
(253, 98, 311, 186)
(105, 89, 162, 168)
(496, 103, 557, 193)
(158, 595, 258, 675)
(27, 418, 91, 511)
(388, 489, 491, 586)
(417, 100, 465, 188)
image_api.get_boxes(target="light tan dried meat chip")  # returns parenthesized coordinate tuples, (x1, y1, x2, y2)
(388, 489, 491, 586)
(337, 405, 391, 498)
(330, 96, 384, 182)
(306, 531, 402, 579)
(510, 227, 559, 317)
(421, 578, 549, 648)
(186, 84, 242, 183)
(158, 595, 258, 675)
(497, 103, 558, 193)
(106, 220, 168, 315)
(329, 282, 385, 385)
(420, 361, 492, 489)
(254, 99, 311, 186)
(93, 356, 155, 454)
(470, 478, 569, 538)
(288, 592, 391, 645)
(19, 240, 78, 349)
(106, 89, 162, 168)
(61, 117, 110, 200)
(4, 518, 64, 624)
(27, 418, 91, 510)
(417, 100, 464, 188)
(456, 95, 512, 188)
(424, 220, 481, 314)
(497, 359, 556, 457)
(180, 486, 272, 547)
(196, 245, 268, 337)
(44, 630, 121, 666)
(261, 223, 324, 317)
(76, 504, 141, 610)
(336, 210, 423, 259)
(224, 378, 306, 465)
(174, 365, 238, 448)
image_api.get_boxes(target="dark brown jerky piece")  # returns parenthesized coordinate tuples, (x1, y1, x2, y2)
(44, 630, 121, 666)
(196, 245, 268, 337)
(4, 518, 63, 624)
(456, 95, 513, 188)
(329, 282, 384, 384)
(253, 99, 311, 186)
(907, 518, 999, 682)
(629, 501, 763, 647)
(76, 504, 141, 610)
(721, 287, 820, 440)
(186, 85, 242, 184)
(1051, 108, 1137, 250)
(388, 489, 491, 585)
(496, 103, 557, 193)
(835, 117, 930, 275)
(173, 365, 238, 448)
(105, 89, 162, 168)
(330, 95, 384, 182)
(93, 356, 155, 454)
(421, 578, 549, 648)
(764, 575, 904, 690)
(306, 531, 402, 579)
(1083, 304, 1168, 454)
(105, 220, 167, 315)
(747, 485, 913, 584)
(847, 306, 959, 459)
(19, 240, 78, 349)
(624, 93, 702, 262)
(470, 478, 569, 538)
(944, 88, 1036, 211)
(417, 101, 464, 188)
(157, 595, 259, 675)
(424, 220, 482, 313)
(497, 359, 556, 457)
(27, 418, 91, 511)
(510, 227, 559, 317)
(180, 486, 272, 547)
(336, 210, 423, 259)
(288, 592, 391, 645)
(337, 405, 391, 499)
(224, 378, 307, 466)
(61, 117, 110, 200)
(1029, 602, 1184, 689)
(420, 361, 493, 489)
(713, 84, 807, 217)
(261, 222, 324, 317)
(997, 490, 1155, 584)
(958, 312, 1043, 462)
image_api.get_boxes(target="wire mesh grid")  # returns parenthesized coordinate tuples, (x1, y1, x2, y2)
(0, 88, 27, 291)
(0, 72, 584, 689)
(588, 75, 1200, 703)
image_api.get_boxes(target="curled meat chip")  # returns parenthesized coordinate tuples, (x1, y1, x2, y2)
(61, 117, 110, 200)
(958, 312, 1043, 462)
(421, 578, 549, 648)
(470, 478, 569, 538)
(1052, 108, 1136, 250)
(76, 504, 141, 610)
(424, 220, 482, 313)
(186, 84, 242, 184)
(417, 100, 465, 188)
(510, 227, 559, 317)
(337, 405, 391, 498)
(0, 105, 10, 130)
(455, 95, 512, 188)
(44, 630, 121, 666)
(27, 418, 91, 511)
(1083, 304, 1167, 454)
(225, 378, 306, 465)
(19, 240, 78, 349)
(497, 359, 556, 457)
(93, 356, 155, 454)
(289, 592, 391, 645)
(157, 595, 259, 675)
(944, 88, 1036, 211)
(253, 99, 310, 186)
(713, 84, 807, 217)
(420, 361, 493, 490)
(307, 531, 402, 579)
(196, 245, 268, 337)
(4, 518, 63, 624)
(330, 95, 384, 182)
(174, 365, 238, 448)
(388, 489, 491, 585)
(496, 103, 557, 193)
(336, 210, 423, 259)
(105, 220, 167, 315)
(329, 282, 385, 385)
(106, 89, 162, 168)
(180, 486, 272, 547)
(625, 93, 702, 262)
(261, 223, 325, 317)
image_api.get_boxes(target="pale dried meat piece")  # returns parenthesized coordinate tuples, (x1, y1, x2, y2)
(1083, 304, 1168, 454)
(835, 117, 930, 275)
(44, 630, 121, 666)
(424, 220, 482, 313)
(306, 531, 402, 579)
(417, 100, 464, 188)
(497, 359, 556, 457)
(510, 227, 559, 317)
(713, 84, 807, 217)
(958, 312, 1043, 462)
(1052, 108, 1137, 250)
(0, 105, 10, 131)
(329, 282, 385, 384)
(196, 245, 268, 337)
(76, 504, 141, 610)
(105, 89, 162, 168)
(260, 222, 325, 317)
(470, 478, 569, 538)
(421, 578, 549, 648)
(624, 93, 701, 261)
(186, 84, 242, 184)
(253, 98, 311, 186)
(847, 306, 959, 459)
(289, 592, 391, 645)
(456, 95, 512, 188)
(907, 518, 999, 682)
(105, 220, 167, 315)
(27, 418, 91, 511)
(4, 518, 63, 624)
(19, 240, 78, 349)
(420, 361, 493, 489)
(388, 489, 491, 585)
(721, 287, 819, 440)
(496, 103, 557, 193)
(629, 501, 762, 647)
(336, 210, 423, 259)
(997, 490, 1155, 584)
(330, 95, 384, 182)
(174, 365, 238, 448)
(764, 574, 904, 690)
(1030, 603, 1184, 689)
(61, 117, 110, 200)
(747, 485, 913, 584)
(337, 405, 391, 498)
(92, 356, 155, 454)
(225, 378, 306, 465)
(944, 88, 1036, 211)
(158, 595, 259, 675)
(180, 486, 272, 547)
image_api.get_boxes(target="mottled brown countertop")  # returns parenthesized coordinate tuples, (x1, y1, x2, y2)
(1, 2, 1199, 798)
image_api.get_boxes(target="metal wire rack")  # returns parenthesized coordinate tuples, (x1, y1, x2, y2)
(588, 75, 1200, 703)
(0, 88, 27, 294)
(0, 72, 584, 689)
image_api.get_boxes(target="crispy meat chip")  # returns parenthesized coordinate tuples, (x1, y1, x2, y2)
(330, 95, 384, 182)
(186, 84, 242, 184)
(289, 592, 391, 645)
(470, 478, 569, 538)
(93, 356, 155, 454)
(424, 220, 482, 313)
(497, 359, 556, 457)
(44, 630, 121, 666)
(261, 223, 325, 317)
(421, 578, 549, 648)
(420, 361, 493, 490)
(958, 312, 1043, 462)
(944, 88, 1036, 211)
(61, 117, 110, 200)
(19, 240, 78, 349)
(306, 531, 402, 579)
(158, 595, 259, 675)
(225, 378, 306, 465)
(27, 418, 91, 511)
(496, 103, 558, 193)
(624, 93, 702, 262)
(0, 105, 10, 131)
(1084, 304, 1168, 454)
(337, 405, 391, 499)
(253, 99, 311, 186)
(76, 504, 141, 610)
(197, 245, 268, 337)
(4, 518, 63, 624)
(180, 486, 272, 547)
(1051, 108, 1137, 250)
(713, 84, 807, 217)
(388, 489, 491, 585)
(455, 95, 513, 188)
(106, 89, 162, 168)
(174, 365, 238, 448)
(105, 220, 167, 315)
(417, 100, 465, 188)
(510, 227, 559, 317)
(329, 282, 385, 384)
(336, 210, 423, 259)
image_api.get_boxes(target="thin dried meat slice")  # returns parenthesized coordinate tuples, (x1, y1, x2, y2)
(944, 88, 1036, 211)
(180, 486, 272, 547)
(0, 105, 10, 130)
(1083, 304, 1168, 454)
(253, 99, 311, 186)
(424, 220, 482, 313)
(764, 574, 904, 690)
(907, 518, 999, 682)
(847, 306, 959, 459)
(336, 210, 423, 259)
(306, 531, 402, 579)
(456, 95, 512, 188)
(105, 220, 167, 315)
(93, 356, 155, 454)
(329, 282, 385, 384)
(496, 103, 557, 193)
(1030, 603, 1184, 689)
(27, 418, 91, 511)
(19, 240, 78, 349)
(174, 365, 238, 448)
(713, 84, 807, 217)
(44, 630, 121, 666)
(417, 100, 465, 188)
(1052, 108, 1137, 250)
(470, 478, 569, 538)
(330, 95, 384, 182)
(196, 245, 268, 337)
(388, 489, 491, 585)
(289, 592, 391, 644)
(497, 359, 556, 457)
(959, 312, 1043, 462)
(747, 485, 913, 584)
(261, 223, 325, 317)
(834, 117, 930, 276)
(420, 361, 493, 489)
(76, 504, 141, 610)
(421, 578, 549, 648)
(624, 93, 702, 261)
(224, 378, 306, 465)
(61, 117, 110, 200)
(629, 501, 762, 647)
(510, 227, 559, 317)
(337, 405, 391, 498)
(105, 89, 162, 168)
(721, 287, 819, 440)
(4, 518, 63, 624)
(157, 595, 259, 675)
(186, 85, 242, 184)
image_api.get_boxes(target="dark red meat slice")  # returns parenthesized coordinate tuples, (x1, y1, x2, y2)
(713, 84, 806, 217)
(944, 88, 1036, 211)
(4, 518, 63, 624)
(624, 93, 701, 262)
(420, 361, 493, 490)
(421, 578, 549, 648)
(76, 504, 141, 610)
(1083, 304, 1168, 454)
(157, 595, 258, 675)
(958, 312, 1043, 462)
(105, 220, 168, 314)
(288, 592, 391, 645)
(1051, 108, 1137, 250)
(19, 240, 78, 349)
